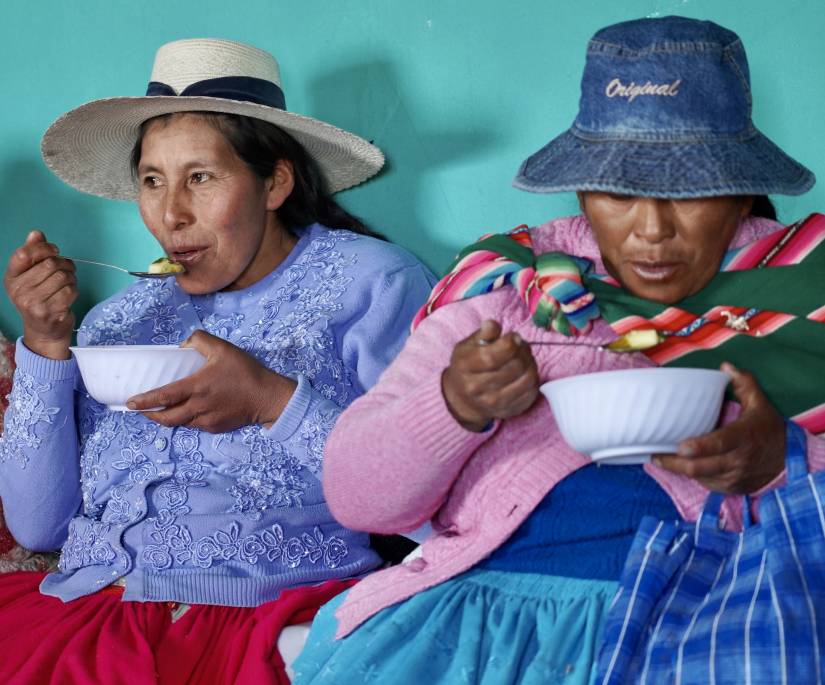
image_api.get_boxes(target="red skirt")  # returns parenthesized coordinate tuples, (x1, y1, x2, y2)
(0, 571, 353, 685)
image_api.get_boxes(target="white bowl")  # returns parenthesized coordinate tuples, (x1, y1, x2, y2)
(70, 345, 206, 411)
(540, 367, 729, 465)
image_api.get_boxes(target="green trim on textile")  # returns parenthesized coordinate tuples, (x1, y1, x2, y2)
(449, 234, 535, 270)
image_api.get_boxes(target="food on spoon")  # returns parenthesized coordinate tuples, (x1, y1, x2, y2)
(147, 257, 185, 275)
(605, 329, 663, 352)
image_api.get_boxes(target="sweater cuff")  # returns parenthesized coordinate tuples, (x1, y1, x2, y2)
(16, 338, 78, 381)
(261, 374, 312, 443)
(395, 372, 497, 466)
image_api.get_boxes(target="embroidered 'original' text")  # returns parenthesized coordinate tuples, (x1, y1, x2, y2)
(605, 78, 682, 102)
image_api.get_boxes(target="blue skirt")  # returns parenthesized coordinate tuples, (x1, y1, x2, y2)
(293, 568, 618, 685)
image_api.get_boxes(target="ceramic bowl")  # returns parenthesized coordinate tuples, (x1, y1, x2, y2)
(70, 345, 206, 411)
(540, 367, 729, 465)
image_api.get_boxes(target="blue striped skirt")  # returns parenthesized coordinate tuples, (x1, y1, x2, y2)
(293, 568, 618, 685)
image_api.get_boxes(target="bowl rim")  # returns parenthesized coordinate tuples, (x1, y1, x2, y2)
(540, 366, 729, 393)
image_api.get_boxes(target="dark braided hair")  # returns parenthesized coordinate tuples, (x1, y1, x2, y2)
(131, 111, 383, 238)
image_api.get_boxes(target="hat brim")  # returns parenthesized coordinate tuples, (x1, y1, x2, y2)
(513, 127, 815, 198)
(41, 96, 385, 201)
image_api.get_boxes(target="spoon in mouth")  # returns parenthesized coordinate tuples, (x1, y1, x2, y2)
(65, 257, 180, 279)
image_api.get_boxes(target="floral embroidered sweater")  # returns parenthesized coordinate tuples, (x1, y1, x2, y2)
(0, 224, 435, 606)
(324, 215, 825, 638)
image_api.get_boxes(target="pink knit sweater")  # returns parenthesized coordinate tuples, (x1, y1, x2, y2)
(325, 215, 825, 638)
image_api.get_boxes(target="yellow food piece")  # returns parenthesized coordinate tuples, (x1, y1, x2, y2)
(148, 257, 185, 274)
(606, 329, 663, 352)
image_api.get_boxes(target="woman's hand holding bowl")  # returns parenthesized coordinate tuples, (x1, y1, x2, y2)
(654, 363, 786, 495)
(4, 230, 78, 360)
(126, 330, 297, 433)
(442, 319, 540, 432)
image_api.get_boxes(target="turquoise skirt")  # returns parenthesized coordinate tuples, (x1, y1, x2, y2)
(292, 568, 618, 685)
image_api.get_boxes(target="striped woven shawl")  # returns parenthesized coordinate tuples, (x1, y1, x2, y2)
(413, 214, 825, 433)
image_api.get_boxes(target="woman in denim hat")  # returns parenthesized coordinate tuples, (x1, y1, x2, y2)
(293, 16, 825, 685)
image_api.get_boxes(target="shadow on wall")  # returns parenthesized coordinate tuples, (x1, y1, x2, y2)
(0, 156, 107, 339)
(307, 59, 500, 271)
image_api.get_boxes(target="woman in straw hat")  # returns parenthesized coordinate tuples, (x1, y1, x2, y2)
(293, 16, 825, 685)
(0, 38, 433, 683)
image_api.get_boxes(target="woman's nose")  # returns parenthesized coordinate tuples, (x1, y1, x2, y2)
(633, 199, 675, 243)
(163, 186, 194, 230)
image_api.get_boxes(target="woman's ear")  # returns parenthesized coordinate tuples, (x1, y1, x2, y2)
(265, 159, 295, 211)
(740, 195, 755, 218)
(576, 191, 587, 214)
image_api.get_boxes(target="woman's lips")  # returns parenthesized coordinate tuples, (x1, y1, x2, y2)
(170, 247, 207, 266)
(629, 261, 681, 281)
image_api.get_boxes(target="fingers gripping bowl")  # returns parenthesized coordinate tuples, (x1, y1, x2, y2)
(70, 345, 206, 411)
(540, 368, 730, 465)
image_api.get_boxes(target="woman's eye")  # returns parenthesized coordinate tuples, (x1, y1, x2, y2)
(606, 193, 632, 202)
(191, 172, 211, 184)
(142, 176, 161, 188)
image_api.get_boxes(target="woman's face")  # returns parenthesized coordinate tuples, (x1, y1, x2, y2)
(137, 113, 294, 295)
(579, 193, 754, 303)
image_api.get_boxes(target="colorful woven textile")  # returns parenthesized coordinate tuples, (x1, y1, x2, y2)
(596, 422, 824, 684)
(0, 333, 13, 559)
(412, 226, 600, 336)
(412, 214, 825, 432)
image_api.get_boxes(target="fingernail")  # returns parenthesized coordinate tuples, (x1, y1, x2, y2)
(678, 444, 697, 458)
(513, 333, 523, 346)
(722, 364, 739, 381)
(652, 457, 663, 467)
(126, 401, 136, 410)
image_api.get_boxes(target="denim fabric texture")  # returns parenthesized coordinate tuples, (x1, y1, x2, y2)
(514, 16, 815, 198)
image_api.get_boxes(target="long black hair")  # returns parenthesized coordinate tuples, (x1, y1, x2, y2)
(750, 195, 777, 221)
(130, 111, 382, 237)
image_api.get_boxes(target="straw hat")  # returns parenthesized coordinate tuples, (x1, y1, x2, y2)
(41, 38, 385, 201)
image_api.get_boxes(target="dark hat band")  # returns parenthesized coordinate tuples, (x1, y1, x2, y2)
(146, 76, 286, 110)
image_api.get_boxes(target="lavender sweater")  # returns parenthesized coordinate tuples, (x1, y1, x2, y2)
(0, 224, 435, 606)
(325, 215, 825, 638)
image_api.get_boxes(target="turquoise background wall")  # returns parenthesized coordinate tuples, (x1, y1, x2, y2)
(1, 0, 823, 338)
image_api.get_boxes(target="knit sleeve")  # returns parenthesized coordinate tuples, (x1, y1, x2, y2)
(259, 260, 436, 474)
(322, 297, 502, 535)
(0, 340, 81, 550)
(340, 262, 437, 393)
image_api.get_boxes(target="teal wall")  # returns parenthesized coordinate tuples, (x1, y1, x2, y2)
(2, 0, 823, 338)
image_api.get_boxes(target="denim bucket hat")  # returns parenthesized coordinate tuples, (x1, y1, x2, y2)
(514, 16, 815, 198)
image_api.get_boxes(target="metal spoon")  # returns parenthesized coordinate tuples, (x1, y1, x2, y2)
(478, 337, 606, 350)
(524, 339, 609, 350)
(524, 336, 662, 352)
(65, 257, 179, 279)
